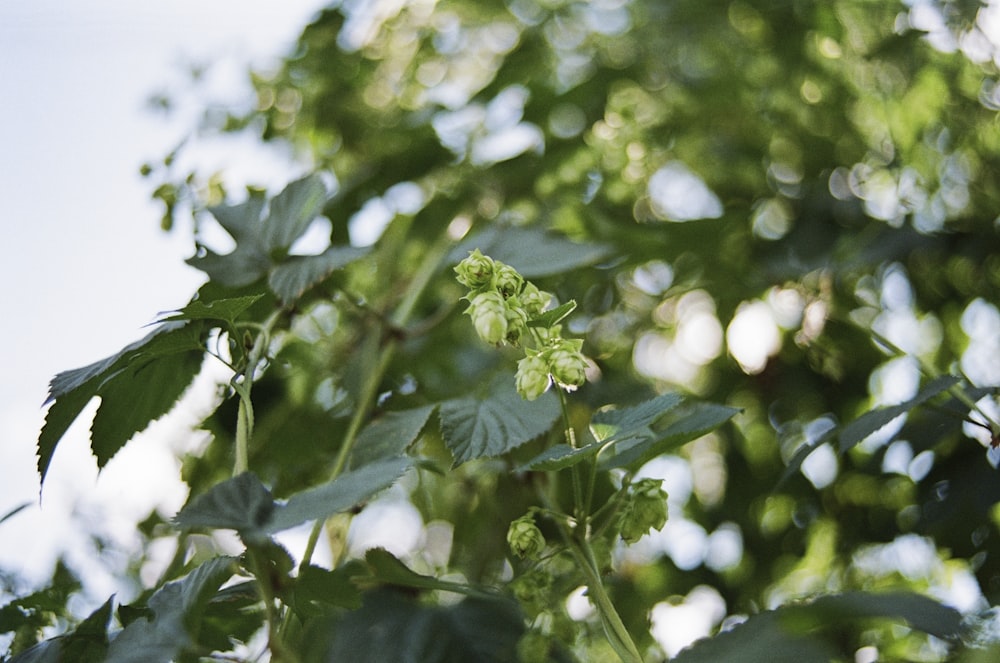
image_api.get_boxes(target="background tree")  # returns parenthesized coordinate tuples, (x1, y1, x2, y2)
(5, 0, 1000, 661)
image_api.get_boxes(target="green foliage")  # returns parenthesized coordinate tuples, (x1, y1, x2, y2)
(12, 0, 1000, 661)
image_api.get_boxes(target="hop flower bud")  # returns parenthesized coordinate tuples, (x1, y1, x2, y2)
(504, 297, 529, 346)
(466, 290, 508, 345)
(492, 261, 525, 299)
(520, 282, 552, 317)
(455, 249, 495, 289)
(619, 479, 668, 544)
(516, 353, 552, 400)
(507, 514, 546, 559)
(548, 339, 587, 388)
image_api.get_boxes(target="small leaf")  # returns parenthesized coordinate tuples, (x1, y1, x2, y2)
(6, 598, 112, 663)
(781, 375, 963, 483)
(364, 549, 501, 600)
(291, 564, 364, 616)
(350, 405, 436, 469)
(263, 174, 330, 252)
(439, 375, 560, 465)
(266, 456, 412, 533)
(672, 591, 963, 663)
(156, 294, 265, 325)
(315, 589, 524, 663)
(268, 245, 370, 304)
(527, 300, 577, 329)
(590, 392, 685, 443)
(517, 442, 601, 472)
(837, 374, 960, 452)
(105, 557, 237, 663)
(174, 472, 276, 543)
(600, 401, 740, 470)
(452, 226, 613, 278)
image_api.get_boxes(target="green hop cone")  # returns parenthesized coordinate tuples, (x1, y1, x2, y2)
(516, 352, 552, 400)
(466, 290, 508, 345)
(455, 248, 495, 290)
(620, 479, 668, 544)
(520, 282, 552, 317)
(507, 514, 546, 559)
(504, 297, 529, 345)
(548, 339, 587, 388)
(492, 261, 525, 298)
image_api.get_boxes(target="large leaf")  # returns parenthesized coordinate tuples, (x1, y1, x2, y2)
(672, 591, 964, 663)
(173, 472, 276, 544)
(267, 456, 412, 533)
(262, 173, 329, 251)
(37, 322, 206, 486)
(517, 393, 688, 472)
(362, 548, 502, 600)
(310, 588, 524, 663)
(439, 376, 560, 465)
(269, 245, 370, 304)
(156, 294, 265, 325)
(105, 557, 237, 663)
(175, 457, 412, 541)
(350, 404, 437, 469)
(782, 375, 963, 483)
(451, 225, 614, 278)
(6, 597, 111, 663)
(186, 174, 364, 301)
(600, 401, 741, 470)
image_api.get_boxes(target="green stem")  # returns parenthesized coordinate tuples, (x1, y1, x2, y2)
(294, 229, 455, 589)
(535, 481, 642, 663)
(231, 310, 283, 477)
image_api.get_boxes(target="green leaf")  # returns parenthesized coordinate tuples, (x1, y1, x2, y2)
(174, 472, 276, 543)
(184, 175, 362, 304)
(291, 564, 364, 616)
(267, 456, 412, 533)
(263, 173, 330, 252)
(590, 392, 685, 443)
(312, 588, 524, 663)
(837, 374, 961, 452)
(106, 557, 237, 663)
(5, 597, 111, 663)
(527, 300, 577, 329)
(268, 245, 370, 304)
(599, 401, 740, 470)
(781, 375, 963, 483)
(452, 226, 613, 278)
(439, 376, 560, 465)
(350, 404, 436, 469)
(156, 294, 265, 325)
(175, 458, 411, 541)
(38, 322, 206, 487)
(517, 442, 601, 472)
(363, 549, 501, 600)
(672, 591, 963, 663)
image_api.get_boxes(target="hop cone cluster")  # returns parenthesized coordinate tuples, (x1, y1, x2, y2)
(455, 249, 589, 400)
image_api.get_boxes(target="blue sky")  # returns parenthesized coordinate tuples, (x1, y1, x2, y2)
(0, 0, 328, 591)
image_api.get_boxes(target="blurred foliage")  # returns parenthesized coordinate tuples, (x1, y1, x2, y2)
(8, 0, 1000, 661)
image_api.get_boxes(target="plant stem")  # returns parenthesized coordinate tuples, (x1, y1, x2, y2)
(232, 309, 283, 477)
(535, 480, 642, 663)
(296, 230, 455, 572)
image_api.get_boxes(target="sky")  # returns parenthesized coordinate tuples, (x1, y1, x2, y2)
(0, 0, 330, 595)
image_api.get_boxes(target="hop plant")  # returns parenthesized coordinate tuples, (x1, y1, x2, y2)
(619, 478, 668, 544)
(507, 514, 546, 559)
(548, 339, 587, 389)
(454, 248, 495, 289)
(516, 352, 552, 401)
(455, 250, 589, 400)
(466, 290, 508, 345)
